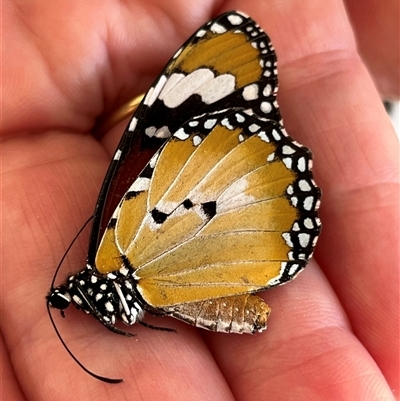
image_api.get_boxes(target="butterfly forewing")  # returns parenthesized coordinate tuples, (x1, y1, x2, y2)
(88, 12, 280, 259)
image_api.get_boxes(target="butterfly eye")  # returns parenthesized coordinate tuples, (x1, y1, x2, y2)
(47, 287, 71, 310)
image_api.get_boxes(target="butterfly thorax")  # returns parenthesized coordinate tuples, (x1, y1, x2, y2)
(48, 266, 145, 328)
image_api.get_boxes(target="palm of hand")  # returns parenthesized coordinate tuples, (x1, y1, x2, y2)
(2, 1, 398, 400)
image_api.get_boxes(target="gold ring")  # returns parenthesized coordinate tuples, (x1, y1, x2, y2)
(97, 93, 144, 134)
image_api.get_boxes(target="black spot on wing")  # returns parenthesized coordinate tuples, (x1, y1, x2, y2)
(151, 209, 168, 224)
(201, 201, 217, 219)
(108, 218, 117, 229)
(183, 199, 194, 209)
(125, 191, 141, 201)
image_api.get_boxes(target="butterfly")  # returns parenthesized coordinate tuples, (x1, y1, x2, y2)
(47, 10, 321, 378)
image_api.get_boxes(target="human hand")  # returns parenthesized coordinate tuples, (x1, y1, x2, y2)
(2, 1, 398, 400)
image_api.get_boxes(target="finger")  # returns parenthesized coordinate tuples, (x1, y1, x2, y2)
(344, 0, 400, 98)
(0, 331, 26, 401)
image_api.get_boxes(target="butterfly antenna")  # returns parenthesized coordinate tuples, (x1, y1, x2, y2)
(46, 303, 123, 384)
(50, 215, 93, 290)
(47, 215, 123, 383)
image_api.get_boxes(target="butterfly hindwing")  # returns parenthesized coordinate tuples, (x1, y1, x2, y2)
(95, 110, 321, 310)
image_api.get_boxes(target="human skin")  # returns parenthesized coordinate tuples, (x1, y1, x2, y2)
(1, 1, 399, 400)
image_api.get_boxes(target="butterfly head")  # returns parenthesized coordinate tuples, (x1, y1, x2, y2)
(47, 285, 72, 311)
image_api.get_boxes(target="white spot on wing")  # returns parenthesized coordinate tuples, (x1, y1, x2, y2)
(298, 157, 306, 172)
(288, 264, 299, 276)
(204, 119, 217, 129)
(113, 149, 122, 161)
(221, 118, 234, 130)
(211, 23, 227, 33)
(236, 113, 245, 123)
(227, 14, 243, 25)
(242, 84, 259, 100)
(282, 233, 293, 247)
(145, 126, 157, 137)
(162, 69, 214, 108)
(263, 84, 272, 97)
(193, 135, 202, 146)
(249, 123, 260, 133)
(159, 73, 186, 100)
(129, 177, 150, 192)
(304, 196, 314, 211)
(283, 157, 292, 169)
(197, 74, 236, 104)
(299, 179, 312, 191)
(258, 131, 270, 143)
(144, 75, 167, 106)
(282, 145, 295, 155)
(154, 126, 171, 138)
(304, 218, 314, 229)
(261, 102, 272, 113)
(272, 129, 281, 141)
(128, 117, 138, 132)
(299, 233, 310, 247)
(174, 127, 189, 140)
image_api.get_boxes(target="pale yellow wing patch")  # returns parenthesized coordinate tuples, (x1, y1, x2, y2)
(188, 134, 276, 205)
(155, 125, 242, 215)
(217, 161, 294, 212)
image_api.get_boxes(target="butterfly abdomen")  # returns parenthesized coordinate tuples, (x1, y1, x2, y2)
(166, 294, 271, 334)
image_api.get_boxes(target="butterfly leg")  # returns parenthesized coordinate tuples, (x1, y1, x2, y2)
(139, 320, 177, 333)
(165, 294, 271, 334)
